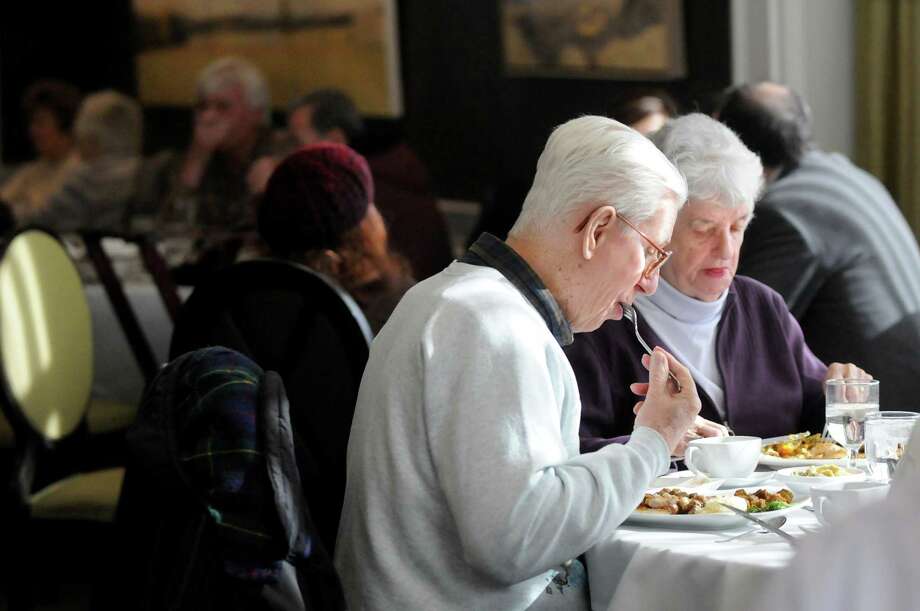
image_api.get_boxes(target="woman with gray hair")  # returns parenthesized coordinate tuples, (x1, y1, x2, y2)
(27, 90, 144, 233)
(565, 113, 870, 451)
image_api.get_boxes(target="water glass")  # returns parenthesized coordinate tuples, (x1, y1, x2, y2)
(864, 411, 920, 482)
(825, 379, 880, 468)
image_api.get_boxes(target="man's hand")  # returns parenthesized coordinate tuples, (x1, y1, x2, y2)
(179, 114, 232, 190)
(246, 156, 278, 195)
(631, 347, 701, 454)
(191, 113, 231, 154)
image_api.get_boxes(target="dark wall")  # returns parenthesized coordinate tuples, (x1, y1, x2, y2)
(398, 0, 732, 201)
(1, 1, 137, 163)
(1, 1, 731, 203)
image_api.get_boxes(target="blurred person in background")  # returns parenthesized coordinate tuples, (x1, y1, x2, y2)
(286, 88, 454, 279)
(29, 90, 143, 233)
(258, 142, 414, 334)
(609, 89, 678, 136)
(160, 57, 286, 280)
(1, 80, 82, 218)
(718, 82, 920, 407)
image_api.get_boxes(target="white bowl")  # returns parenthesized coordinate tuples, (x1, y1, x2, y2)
(772, 465, 866, 497)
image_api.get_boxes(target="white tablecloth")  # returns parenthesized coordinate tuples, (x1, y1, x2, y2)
(86, 283, 184, 405)
(587, 505, 818, 611)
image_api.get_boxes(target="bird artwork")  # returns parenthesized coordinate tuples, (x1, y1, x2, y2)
(502, 0, 684, 78)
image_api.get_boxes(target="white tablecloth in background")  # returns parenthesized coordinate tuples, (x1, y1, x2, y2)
(86, 283, 182, 405)
(587, 507, 818, 611)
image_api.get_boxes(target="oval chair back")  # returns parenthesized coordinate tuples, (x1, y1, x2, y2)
(0, 228, 93, 448)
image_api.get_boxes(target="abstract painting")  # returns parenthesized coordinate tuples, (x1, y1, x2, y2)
(133, 0, 403, 116)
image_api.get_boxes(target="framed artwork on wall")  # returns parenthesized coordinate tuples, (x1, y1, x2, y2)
(133, 0, 403, 117)
(501, 0, 686, 80)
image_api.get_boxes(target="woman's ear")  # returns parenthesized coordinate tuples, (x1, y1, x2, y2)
(581, 205, 618, 261)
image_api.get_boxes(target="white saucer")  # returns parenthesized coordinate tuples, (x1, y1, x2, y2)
(718, 471, 775, 488)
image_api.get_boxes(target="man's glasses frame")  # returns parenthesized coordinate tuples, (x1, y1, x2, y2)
(575, 211, 672, 279)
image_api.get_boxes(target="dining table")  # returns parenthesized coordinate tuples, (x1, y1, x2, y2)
(586, 487, 820, 611)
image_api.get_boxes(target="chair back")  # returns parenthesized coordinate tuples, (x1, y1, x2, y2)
(169, 259, 371, 553)
(0, 228, 92, 442)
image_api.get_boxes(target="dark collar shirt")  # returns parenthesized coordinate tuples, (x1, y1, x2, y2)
(460, 232, 573, 347)
(564, 275, 829, 452)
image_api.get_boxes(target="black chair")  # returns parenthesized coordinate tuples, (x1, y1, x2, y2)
(98, 347, 345, 611)
(169, 259, 371, 554)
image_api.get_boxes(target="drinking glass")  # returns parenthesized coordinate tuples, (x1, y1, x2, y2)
(864, 411, 920, 482)
(825, 379, 880, 468)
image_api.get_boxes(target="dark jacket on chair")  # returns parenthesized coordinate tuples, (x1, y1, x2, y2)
(99, 347, 345, 611)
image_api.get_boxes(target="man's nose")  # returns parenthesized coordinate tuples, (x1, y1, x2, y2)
(637, 271, 659, 295)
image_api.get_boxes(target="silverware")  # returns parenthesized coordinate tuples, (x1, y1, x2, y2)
(622, 304, 682, 393)
(717, 503, 798, 545)
(715, 515, 787, 543)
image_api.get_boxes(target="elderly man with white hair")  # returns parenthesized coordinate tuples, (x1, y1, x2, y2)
(161, 57, 283, 276)
(566, 113, 870, 451)
(335, 116, 702, 610)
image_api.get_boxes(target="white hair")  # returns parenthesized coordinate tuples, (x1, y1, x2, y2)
(509, 115, 688, 237)
(74, 90, 143, 157)
(650, 113, 763, 211)
(197, 56, 271, 124)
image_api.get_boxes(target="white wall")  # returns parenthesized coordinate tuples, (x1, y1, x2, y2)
(730, 0, 855, 158)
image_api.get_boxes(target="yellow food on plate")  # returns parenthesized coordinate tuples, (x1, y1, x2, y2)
(762, 433, 847, 459)
(794, 464, 848, 477)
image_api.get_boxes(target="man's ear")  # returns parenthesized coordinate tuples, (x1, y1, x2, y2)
(581, 205, 618, 261)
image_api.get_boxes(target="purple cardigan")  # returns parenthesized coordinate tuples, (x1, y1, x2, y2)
(564, 276, 828, 453)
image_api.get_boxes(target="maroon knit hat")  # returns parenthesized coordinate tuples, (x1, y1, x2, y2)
(259, 142, 374, 255)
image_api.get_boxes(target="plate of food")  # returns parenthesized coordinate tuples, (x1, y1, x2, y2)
(626, 486, 802, 529)
(772, 464, 866, 497)
(759, 433, 850, 468)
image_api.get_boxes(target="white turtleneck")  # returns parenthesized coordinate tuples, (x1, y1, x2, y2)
(635, 278, 728, 419)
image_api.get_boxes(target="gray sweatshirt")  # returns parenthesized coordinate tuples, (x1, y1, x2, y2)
(335, 262, 670, 610)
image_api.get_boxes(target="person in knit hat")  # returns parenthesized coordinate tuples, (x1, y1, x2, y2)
(258, 142, 414, 333)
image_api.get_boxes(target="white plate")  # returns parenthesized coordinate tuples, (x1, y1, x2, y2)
(772, 465, 866, 497)
(719, 471, 775, 488)
(759, 435, 853, 469)
(625, 486, 805, 530)
(651, 471, 724, 493)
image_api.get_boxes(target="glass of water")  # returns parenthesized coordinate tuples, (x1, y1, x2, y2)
(825, 379, 880, 468)
(864, 411, 920, 482)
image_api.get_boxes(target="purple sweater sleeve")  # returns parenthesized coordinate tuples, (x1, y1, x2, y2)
(776, 298, 828, 433)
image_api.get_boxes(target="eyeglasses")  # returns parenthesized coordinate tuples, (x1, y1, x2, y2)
(575, 211, 672, 279)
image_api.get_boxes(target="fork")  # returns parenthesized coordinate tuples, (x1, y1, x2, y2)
(715, 515, 788, 543)
(621, 304, 682, 393)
